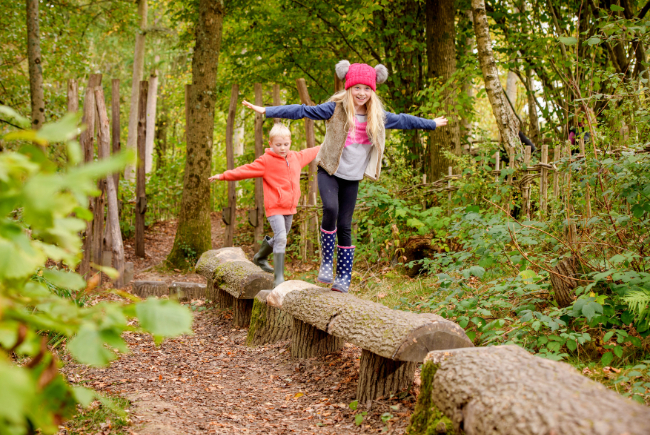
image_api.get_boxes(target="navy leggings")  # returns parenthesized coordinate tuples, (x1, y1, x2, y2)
(317, 167, 359, 247)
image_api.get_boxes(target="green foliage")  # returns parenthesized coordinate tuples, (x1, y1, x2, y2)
(0, 110, 193, 434)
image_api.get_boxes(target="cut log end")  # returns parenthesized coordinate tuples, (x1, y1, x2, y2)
(291, 318, 343, 359)
(357, 349, 416, 403)
(393, 322, 474, 362)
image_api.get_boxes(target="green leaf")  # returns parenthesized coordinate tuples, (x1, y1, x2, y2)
(0, 105, 30, 129)
(135, 298, 193, 341)
(566, 340, 577, 351)
(587, 37, 602, 46)
(468, 265, 486, 279)
(67, 326, 117, 366)
(582, 301, 603, 321)
(558, 36, 578, 45)
(349, 400, 358, 411)
(601, 352, 614, 366)
(0, 361, 35, 424)
(72, 386, 96, 408)
(610, 4, 625, 11)
(613, 346, 623, 358)
(603, 331, 615, 342)
(37, 113, 82, 144)
(42, 269, 86, 291)
(406, 218, 424, 229)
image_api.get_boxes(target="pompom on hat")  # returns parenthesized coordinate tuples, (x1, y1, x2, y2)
(335, 60, 388, 92)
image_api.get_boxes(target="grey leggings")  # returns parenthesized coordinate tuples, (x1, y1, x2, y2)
(267, 214, 294, 254)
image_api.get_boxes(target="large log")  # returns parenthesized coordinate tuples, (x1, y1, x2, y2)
(411, 345, 650, 435)
(195, 248, 272, 299)
(266, 280, 324, 308)
(247, 290, 293, 346)
(132, 281, 168, 298)
(282, 288, 472, 361)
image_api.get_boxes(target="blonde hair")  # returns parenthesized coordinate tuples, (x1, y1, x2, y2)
(329, 88, 385, 144)
(268, 123, 292, 141)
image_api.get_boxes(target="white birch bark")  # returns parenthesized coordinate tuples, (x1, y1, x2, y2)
(506, 70, 518, 109)
(145, 69, 159, 173)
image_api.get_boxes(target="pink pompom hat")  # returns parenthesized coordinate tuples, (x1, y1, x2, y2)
(335, 60, 389, 92)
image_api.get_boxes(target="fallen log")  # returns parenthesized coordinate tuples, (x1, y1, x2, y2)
(131, 280, 168, 298)
(195, 248, 272, 327)
(409, 345, 650, 435)
(282, 287, 472, 402)
(247, 290, 293, 346)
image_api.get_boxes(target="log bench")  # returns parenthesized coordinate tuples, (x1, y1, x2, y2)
(131, 280, 206, 302)
(409, 345, 650, 435)
(264, 283, 473, 403)
(195, 247, 273, 328)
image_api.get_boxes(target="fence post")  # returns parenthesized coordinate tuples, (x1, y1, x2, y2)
(273, 84, 282, 123)
(224, 84, 239, 247)
(578, 136, 592, 219)
(522, 146, 532, 219)
(494, 151, 500, 183)
(447, 166, 453, 216)
(540, 144, 549, 217)
(552, 147, 560, 203)
(252, 83, 265, 248)
(135, 80, 148, 258)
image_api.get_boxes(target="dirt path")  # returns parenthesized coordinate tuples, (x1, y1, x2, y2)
(60, 213, 416, 434)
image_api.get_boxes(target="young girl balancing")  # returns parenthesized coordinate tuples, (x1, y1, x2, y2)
(209, 123, 320, 287)
(243, 61, 447, 293)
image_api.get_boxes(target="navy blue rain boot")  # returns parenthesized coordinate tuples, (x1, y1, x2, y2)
(317, 228, 337, 284)
(332, 245, 355, 293)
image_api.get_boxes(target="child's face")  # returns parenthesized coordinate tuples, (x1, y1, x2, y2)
(350, 84, 372, 107)
(269, 135, 291, 157)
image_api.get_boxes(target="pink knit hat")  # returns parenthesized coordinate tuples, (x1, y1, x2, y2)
(335, 60, 389, 92)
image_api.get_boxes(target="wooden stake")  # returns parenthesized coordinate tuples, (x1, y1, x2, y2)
(447, 166, 453, 216)
(540, 144, 549, 216)
(273, 84, 281, 124)
(95, 87, 125, 288)
(135, 80, 148, 258)
(494, 151, 500, 183)
(552, 147, 560, 201)
(67, 79, 78, 113)
(579, 136, 591, 219)
(296, 78, 318, 257)
(252, 83, 265, 248)
(522, 146, 531, 219)
(224, 84, 239, 247)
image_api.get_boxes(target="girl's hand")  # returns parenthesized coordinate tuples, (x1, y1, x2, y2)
(242, 100, 266, 114)
(208, 174, 222, 182)
(434, 117, 448, 127)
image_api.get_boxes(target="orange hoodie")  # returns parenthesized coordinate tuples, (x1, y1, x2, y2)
(220, 146, 320, 217)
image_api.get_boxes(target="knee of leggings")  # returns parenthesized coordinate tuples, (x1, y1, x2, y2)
(273, 235, 287, 253)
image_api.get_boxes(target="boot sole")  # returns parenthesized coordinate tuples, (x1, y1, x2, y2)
(317, 277, 333, 284)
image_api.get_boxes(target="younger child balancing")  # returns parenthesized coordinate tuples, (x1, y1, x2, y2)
(209, 124, 320, 287)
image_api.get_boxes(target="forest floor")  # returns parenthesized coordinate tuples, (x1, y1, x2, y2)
(58, 212, 417, 435)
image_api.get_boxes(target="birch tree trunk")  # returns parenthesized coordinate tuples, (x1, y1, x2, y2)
(525, 67, 541, 145)
(505, 71, 518, 108)
(167, 0, 225, 267)
(124, 0, 147, 181)
(145, 70, 159, 174)
(471, 0, 520, 151)
(26, 0, 45, 131)
(426, 0, 461, 181)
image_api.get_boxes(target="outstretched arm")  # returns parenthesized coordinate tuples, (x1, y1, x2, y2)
(211, 158, 266, 182)
(385, 112, 448, 130)
(243, 100, 336, 121)
(296, 145, 321, 167)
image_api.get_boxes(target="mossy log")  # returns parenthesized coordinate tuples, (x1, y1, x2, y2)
(282, 288, 473, 361)
(131, 280, 168, 298)
(247, 290, 293, 346)
(419, 345, 650, 435)
(357, 349, 416, 404)
(195, 247, 272, 299)
(233, 298, 254, 328)
(291, 318, 343, 359)
(169, 281, 206, 301)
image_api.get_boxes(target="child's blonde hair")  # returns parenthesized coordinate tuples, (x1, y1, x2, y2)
(269, 123, 292, 141)
(329, 89, 386, 144)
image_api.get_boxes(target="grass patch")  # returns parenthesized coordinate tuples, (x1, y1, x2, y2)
(61, 395, 131, 435)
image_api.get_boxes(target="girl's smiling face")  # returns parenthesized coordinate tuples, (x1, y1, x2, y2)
(350, 85, 372, 110)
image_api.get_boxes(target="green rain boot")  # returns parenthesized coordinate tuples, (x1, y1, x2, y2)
(273, 253, 285, 288)
(253, 236, 274, 273)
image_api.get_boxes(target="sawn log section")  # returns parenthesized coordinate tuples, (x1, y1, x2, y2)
(281, 287, 473, 361)
(411, 345, 650, 435)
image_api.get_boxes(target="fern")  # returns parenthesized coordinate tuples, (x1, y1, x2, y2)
(622, 289, 650, 326)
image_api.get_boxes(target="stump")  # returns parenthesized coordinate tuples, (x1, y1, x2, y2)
(402, 235, 442, 277)
(215, 288, 234, 310)
(169, 281, 206, 301)
(357, 349, 416, 403)
(233, 298, 254, 328)
(291, 318, 343, 359)
(550, 256, 586, 307)
(247, 290, 293, 346)
(131, 280, 168, 298)
(413, 346, 650, 435)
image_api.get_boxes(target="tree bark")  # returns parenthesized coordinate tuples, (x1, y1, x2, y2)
(414, 346, 650, 435)
(357, 349, 416, 403)
(111, 79, 121, 199)
(471, 0, 520, 151)
(251, 83, 265, 248)
(224, 84, 239, 247)
(135, 80, 148, 258)
(425, 0, 461, 181)
(233, 298, 254, 328)
(67, 79, 78, 113)
(167, 0, 225, 267)
(125, 0, 147, 181)
(145, 71, 159, 174)
(26, 0, 45, 131)
(291, 318, 343, 359)
(215, 288, 235, 310)
(525, 67, 540, 145)
(131, 280, 168, 298)
(550, 256, 586, 308)
(247, 290, 293, 346)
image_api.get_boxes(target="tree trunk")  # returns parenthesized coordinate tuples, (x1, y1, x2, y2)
(426, 0, 461, 181)
(471, 0, 520, 151)
(247, 291, 293, 346)
(125, 0, 147, 181)
(135, 81, 148, 258)
(357, 349, 416, 403)
(145, 70, 159, 174)
(224, 84, 239, 247)
(252, 83, 265, 248)
(215, 288, 235, 310)
(132, 280, 168, 298)
(233, 298, 254, 328)
(505, 71, 518, 108)
(291, 318, 343, 359)
(111, 79, 121, 201)
(525, 67, 540, 145)
(550, 256, 585, 308)
(67, 79, 78, 113)
(26, 0, 44, 131)
(167, 0, 225, 267)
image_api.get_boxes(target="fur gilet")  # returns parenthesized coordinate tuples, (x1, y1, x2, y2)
(315, 103, 385, 181)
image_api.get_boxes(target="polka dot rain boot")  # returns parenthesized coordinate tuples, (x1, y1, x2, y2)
(332, 245, 355, 293)
(317, 228, 337, 284)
